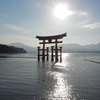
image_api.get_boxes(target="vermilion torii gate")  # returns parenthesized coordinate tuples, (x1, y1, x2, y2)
(36, 32, 67, 62)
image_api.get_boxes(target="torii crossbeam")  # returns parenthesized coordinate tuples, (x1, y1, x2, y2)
(36, 32, 67, 62)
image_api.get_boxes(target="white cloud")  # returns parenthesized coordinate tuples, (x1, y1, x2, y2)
(79, 12, 89, 17)
(66, 10, 91, 27)
(73, 11, 89, 17)
(72, 11, 100, 30)
(0, 34, 37, 47)
(4, 24, 21, 31)
(81, 22, 100, 29)
(2, 23, 33, 34)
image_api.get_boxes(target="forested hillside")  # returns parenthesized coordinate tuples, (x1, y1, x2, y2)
(0, 44, 27, 53)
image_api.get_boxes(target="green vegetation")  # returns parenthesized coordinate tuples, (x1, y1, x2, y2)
(0, 44, 27, 53)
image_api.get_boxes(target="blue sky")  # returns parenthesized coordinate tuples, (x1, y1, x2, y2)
(0, 0, 100, 47)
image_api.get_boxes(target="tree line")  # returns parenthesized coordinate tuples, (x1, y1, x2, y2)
(0, 44, 27, 53)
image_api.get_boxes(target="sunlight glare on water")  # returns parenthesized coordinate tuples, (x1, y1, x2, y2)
(47, 53, 73, 99)
(52, 73, 72, 99)
(55, 53, 70, 68)
(1, 53, 100, 99)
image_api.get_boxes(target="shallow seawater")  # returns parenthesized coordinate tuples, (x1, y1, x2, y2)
(0, 53, 100, 100)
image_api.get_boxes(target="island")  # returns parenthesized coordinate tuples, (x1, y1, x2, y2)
(0, 44, 27, 53)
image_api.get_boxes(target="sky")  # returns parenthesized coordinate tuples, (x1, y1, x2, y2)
(0, 0, 100, 47)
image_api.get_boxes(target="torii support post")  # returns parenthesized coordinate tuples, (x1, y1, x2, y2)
(47, 47, 49, 61)
(37, 46, 40, 61)
(51, 46, 54, 62)
(36, 32, 67, 62)
(42, 40, 45, 61)
(60, 47, 62, 62)
(55, 39, 58, 62)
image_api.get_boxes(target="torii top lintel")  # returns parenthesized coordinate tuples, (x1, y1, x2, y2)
(36, 32, 67, 40)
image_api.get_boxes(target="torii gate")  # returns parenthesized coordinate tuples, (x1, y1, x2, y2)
(36, 32, 67, 62)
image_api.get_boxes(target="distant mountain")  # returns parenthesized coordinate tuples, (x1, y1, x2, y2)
(9, 42, 36, 53)
(0, 44, 26, 53)
(9, 42, 100, 53)
(61, 43, 100, 53)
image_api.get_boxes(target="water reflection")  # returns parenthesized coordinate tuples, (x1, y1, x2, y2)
(47, 53, 73, 99)
(1, 53, 100, 99)
(52, 73, 72, 99)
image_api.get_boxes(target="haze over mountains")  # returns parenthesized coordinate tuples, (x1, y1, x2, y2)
(61, 43, 100, 53)
(9, 42, 100, 53)
(9, 43, 36, 53)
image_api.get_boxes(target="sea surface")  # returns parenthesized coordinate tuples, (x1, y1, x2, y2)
(0, 53, 100, 100)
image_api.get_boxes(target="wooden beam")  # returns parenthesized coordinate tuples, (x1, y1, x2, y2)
(39, 41, 62, 44)
(37, 54, 48, 56)
(36, 32, 67, 40)
(39, 49, 48, 51)
(53, 55, 61, 57)
(52, 49, 61, 51)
